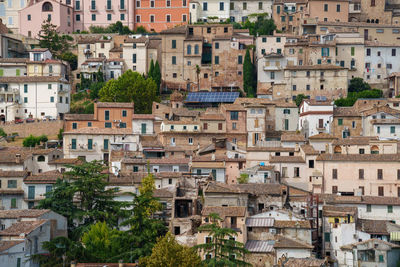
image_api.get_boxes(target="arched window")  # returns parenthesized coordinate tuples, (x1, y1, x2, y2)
(334, 146, 342, 154)
(42, 2, 53, 11)
(187, 45, 192, 55)
(371, 145, 379, 154)
(371, 19, 375, 23)
(194, 44, 199, 55)
(375, 19, 379, 24)
(367, 19, 370, 23)
(37, 155, 45, 162)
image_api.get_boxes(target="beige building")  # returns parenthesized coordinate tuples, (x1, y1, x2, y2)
(160, 24, 254, 91)
(274, 65, 348, 100)
(307, 0, 349, 23)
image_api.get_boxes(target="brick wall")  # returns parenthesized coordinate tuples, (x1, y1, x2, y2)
(1, 120, 63, 138)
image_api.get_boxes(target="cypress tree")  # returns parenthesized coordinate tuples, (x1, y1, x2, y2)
(148, 59, 155, 79)
(243, 48, 254, 97)
(153, 60, 161, 94)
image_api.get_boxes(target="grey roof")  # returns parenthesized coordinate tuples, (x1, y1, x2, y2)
(246, 217, 274, 227)
(245, 240, 274, 253)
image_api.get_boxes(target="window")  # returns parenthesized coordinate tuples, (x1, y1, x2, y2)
(230, 111, 238, 120)
(172, 56, 176, 65)
(150, 0, 154, 7)
(321, 47, 330, 57)
(377, 169, 383, 180)
(398, 169, 400, 180)
(277, 5, 280, 13)
(324, 4, 328, 11)
(24, 97, 28, 103)
(359, 169, 364, 179)
(214, 56, 219, 64)
(11, 198, 17, 209)
(292, 85, 296, 91)
(92, 14, 96, 21)
(281, 16, 285, 22)
(194, 44, 199, 54)
(277, 48, 282, 54)
(270, 72, 275, 79)
(338, 118, 343, 126)
(392, 49, 396, 56)
(104, 139, 109, 150)
(50, 96, 54, 103)
(24, 84, 28, 93)
(359, 148, 365, 154)
(72, 122, 77, 129)
(203, 2, 207, 10)
(105, 122, 112, 128)
(391, 126, 396, 133)
(218, 123, 222, 130)
(88, 139, 93, 150)
(8, 180, 17, 188)
(182, 14, 187, 21)
(388, 205, 393, 213)
(276, 37, 281, 43)
(324, 232, 330, 242)
(294, 167, 300, 177)
(166, 14, 171, 22)
(332, 169, 337, 179)
(107, 14, 112, 21)
(172, 40, 176, 49)
(188, 138, 193, 144)
(219, 2, 224, 10)
(215, 42, 219, 49)
(378, 186, 384, 196)
(309, 160, 314, 168)
(105, 110, 110, 120)
(120, 13, 125, 20)
(71, 139, 76, 149)
(367, 204, 371, 212)
(243, 2, 247, 9)
(88, 122, 92, 127)
(336, 4, 340, 12)
(136, 15, 140, 22)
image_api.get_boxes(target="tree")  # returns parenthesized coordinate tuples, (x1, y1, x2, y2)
(237, 173, 249, 184)
(22, 135, 40, 147)
(59, 51, 78, 71)
(243, 49, 255, 97)
(38, 19, 73, 57)
(140, 232, 202, 267)
(148, 59, 155, 79)
(57, 128, 64, 141)
(196, 64, 201, 91)
(348, 77, 371, 93)
(0, 128, 7, 137)
(81, 222, 122, 263)
(196, 213, 250, 266)
(334, 89, 383, 107)
(153, 61, 162, 93)
(99, 70, 160, 114)
(241, 14, 276, 36)
(295, 94, 308, 107)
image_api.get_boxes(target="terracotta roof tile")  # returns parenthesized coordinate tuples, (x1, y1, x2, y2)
(309, 133, 336, 139)
(269, 156, 305, 163)
(341, 238, 400, 250)
(246, 147, 295, 152)
(356, 219, 397, 235)
(64, 114, 95, 121)
(274, 235, 314, 249)
(281, 133, 306, 142)
(0, 220, 47, 236)
(331, 136, 378, 145)
(199, 113, 225, 121)
(0, 76, 68, 83)
(301, 145, 319, 155)
(132, 114, 156, 120)
(274, 220, 311, 229)
(0, 240, 24, 252)
(322, 205, 357, 217)
(0, 170, 27, 177)
(96, 102, 134, 108)
(334, 107, 360, 117)
(317, 153, 400, 162)
(0, 209, 50, 219)
(48, 158, 83, 165)
(64, 127, 132, 135)
(24, 170, 63, 184)
(283, 258, 326, 267)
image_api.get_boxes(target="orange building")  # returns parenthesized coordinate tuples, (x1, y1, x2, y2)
(134, 0, 189, 32)
(64, 102, 135, 131)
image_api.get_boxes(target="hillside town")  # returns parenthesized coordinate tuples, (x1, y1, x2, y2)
(1, 0, 400, 266)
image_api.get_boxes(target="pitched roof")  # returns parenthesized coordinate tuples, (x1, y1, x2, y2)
(0, 240, 24, 252)
(274, 220, 311, 229)
(64, 114, 95, 121)
(274, 235, 314, 249)
(356, 219, 397, 235)
(132, 114, 157, 120)
(199, 113, 225, 121)
(322, 205, 357, 217)
(246, 147, 295, 152)
(269, 156, 305, 163)
(246, 217, 274, 227)
(245, 240, 274, 253)
(281, 133, 306, 142)
(334, 107, 360, 117)
(0, 220, 47, 236)
(48, 158, 82, 165)
(201, 206, 246, 217)
(309, 133, 336, 140)
(148, 158, 190, 165)
(0, 209, 50, 219)
(160, 25, 187, 34)
(205, 182, 242, 194)
(153, 188, 174, 198)
(331, 136, 378, 145)
(64, 127, 132, 135)
(236, 183, 282, 196)
(319, 194, 400, 206)
(0, 76, 68, 83)
(24, 170, 63, 184)
(301, 145, 319, 155)
(285, 64, 345, 70)
(96, 102, 134, 108)
(0, 170, 27, 177)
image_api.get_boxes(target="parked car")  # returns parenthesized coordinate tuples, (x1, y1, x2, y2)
(26, 118, 35, 123)
(15, 118, 23, 124)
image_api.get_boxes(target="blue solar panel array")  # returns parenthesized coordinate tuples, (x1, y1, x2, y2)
(185, 92, 240, 103)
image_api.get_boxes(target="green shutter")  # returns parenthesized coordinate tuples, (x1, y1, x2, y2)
(71, 139, 76, 149)
(11, 198, 16, 208)
(351, 47, 355, 56)
(16, 69, 20, 76)
(0, 69, 3, 76)
(88, 139, 93, 150)
(104, 139, 109, 150)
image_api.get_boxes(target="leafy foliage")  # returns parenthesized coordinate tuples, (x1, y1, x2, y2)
(295, 94, 309, 107)
(243, 49, 255, 97)
(99, 70, 160, 114)
(23, 134, 47, 147)
(57, 128, 64, 141)
(196, 213, 250, 266)
(237, 14, 277, 36)
(89, 21, 147, 35)
(0, 128, 6, 137)
(348, 77, 371, 93)
(59, 51, 78, 71)
(237, 173, 249, 184)
(140, 232, 203, 267)
(148, 60, 161, 94)
(334, 89, 383, 107)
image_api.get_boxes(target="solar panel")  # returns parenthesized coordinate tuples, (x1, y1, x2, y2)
(185, 92, 239, 103)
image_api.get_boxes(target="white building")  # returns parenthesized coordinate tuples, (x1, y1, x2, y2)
(299, 98, 333, 138)
(229, 0, 273, 23)
(190, 0, 230, 23)
(364, 43, 400, 89)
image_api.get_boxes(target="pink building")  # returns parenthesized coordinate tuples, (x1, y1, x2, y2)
(73, 0, 134, 32)
(19, 0, 73, 38)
